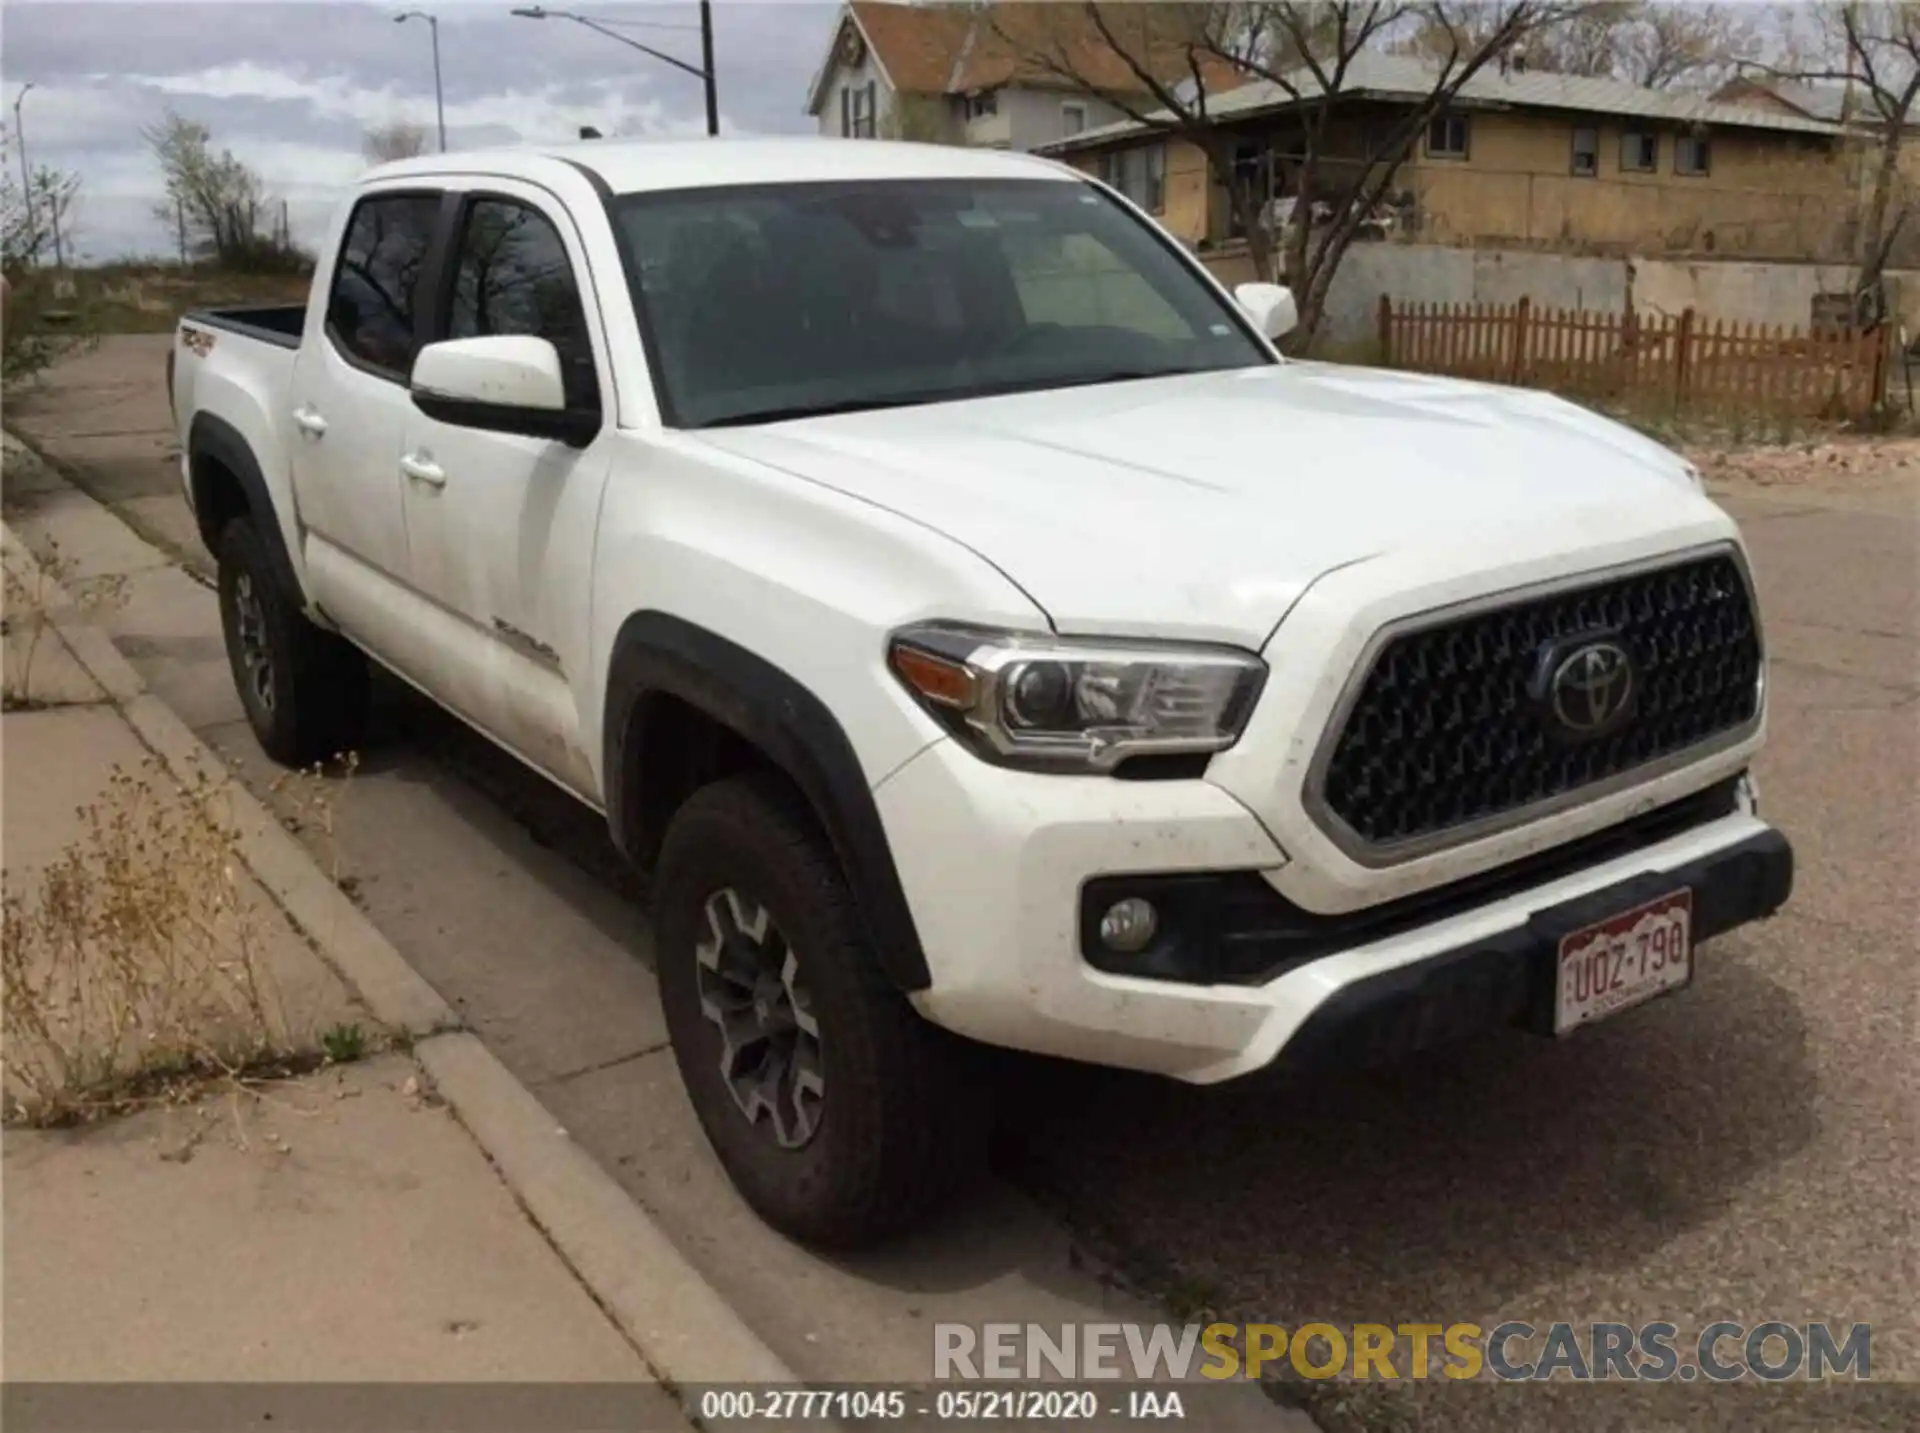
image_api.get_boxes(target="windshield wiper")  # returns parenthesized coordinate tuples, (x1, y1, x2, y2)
(702, 392, 953, 428)
(700, 369, 1204, 428)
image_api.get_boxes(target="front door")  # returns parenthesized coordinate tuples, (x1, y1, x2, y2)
(397, 185, 613, 796)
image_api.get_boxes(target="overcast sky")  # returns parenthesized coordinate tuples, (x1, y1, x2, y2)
(4, 0, 839, 261)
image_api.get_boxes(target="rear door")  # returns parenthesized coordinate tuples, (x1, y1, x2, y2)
(287, 187, 444, 643)
(394, 182, 614, 795)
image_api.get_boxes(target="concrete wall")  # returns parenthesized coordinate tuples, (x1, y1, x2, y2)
(1257, 241, 1920, 346)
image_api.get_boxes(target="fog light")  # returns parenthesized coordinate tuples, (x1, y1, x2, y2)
(1098, 897, 1159, 954)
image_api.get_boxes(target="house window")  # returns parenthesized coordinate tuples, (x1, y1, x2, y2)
(1675, 133, 1710, 176)
(1621, 130, 1657, 173)
(1062, 102, 1086, 137)
(845, 81, 877, 139)
(1571, 126, 1598, 177)
(966, 90, 998, 121)
(1100, 143, 1165, 214)
(1426, 111, 1469, 159)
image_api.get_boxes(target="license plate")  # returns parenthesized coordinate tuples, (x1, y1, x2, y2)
(1554, 889, 1693, 1034)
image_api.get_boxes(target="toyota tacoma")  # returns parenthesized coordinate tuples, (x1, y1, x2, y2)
(170, 139, 1791, 1245)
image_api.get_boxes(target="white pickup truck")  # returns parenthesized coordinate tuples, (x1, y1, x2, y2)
(171, 139, 1791, 1245)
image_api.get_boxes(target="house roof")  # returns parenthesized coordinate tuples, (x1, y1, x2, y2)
(1038, 51, 1848, 154)
(805, 2, 1238, 115)
(1712, 76, 1851, 123)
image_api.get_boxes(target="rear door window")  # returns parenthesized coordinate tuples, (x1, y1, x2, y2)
(327, 193, 441, 380)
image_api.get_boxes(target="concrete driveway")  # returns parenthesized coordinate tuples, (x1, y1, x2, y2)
(5, 334, 1914, 1430)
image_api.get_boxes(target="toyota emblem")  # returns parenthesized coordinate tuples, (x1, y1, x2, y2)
(1548, 640, 1635, 737)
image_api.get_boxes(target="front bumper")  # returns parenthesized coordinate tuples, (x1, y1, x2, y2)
(875, 739, 1791, 1083)
(1268, 825, 1790, 1073)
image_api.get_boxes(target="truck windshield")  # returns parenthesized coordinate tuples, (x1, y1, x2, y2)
(610, 178, 1272, 428)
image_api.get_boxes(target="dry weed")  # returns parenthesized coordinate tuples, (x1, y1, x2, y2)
(1, 536, 129, 709)
(2, 757, 296, 1126)
(270, 750, 361, 885)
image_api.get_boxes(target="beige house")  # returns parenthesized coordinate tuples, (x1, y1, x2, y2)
(805, 1, 1209, 151)
(1040, 55, 1878, 271)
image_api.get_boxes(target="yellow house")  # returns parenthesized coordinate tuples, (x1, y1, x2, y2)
(1039, 54, 1872, 271)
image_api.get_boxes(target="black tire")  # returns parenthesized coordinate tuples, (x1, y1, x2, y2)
(217, 517, 367, 767)
(654, 775, 984, 1246)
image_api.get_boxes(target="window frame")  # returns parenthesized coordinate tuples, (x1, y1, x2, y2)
(324, 187, 454, 385)
(1425, 111, 1470, 160)
(1100, 142, 1167, 215)
(1674, 132, 1711, 177)
(850, 80, 878, 138)
(1061, 101, 1087, 137)
(1570, 125, 1599, 178)
(433, 190, 605, 417)
(1620, 129, 1657, 173)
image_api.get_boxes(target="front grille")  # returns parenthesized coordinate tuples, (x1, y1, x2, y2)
(1317, 551, 1761, 851)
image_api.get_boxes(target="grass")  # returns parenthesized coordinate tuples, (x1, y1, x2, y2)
(320, 1022, 368, 1065)
(6, 260, 311, 337)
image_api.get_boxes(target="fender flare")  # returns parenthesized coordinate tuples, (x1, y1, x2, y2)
(604, 612, 932, 992)
(188, 412, 300, 598)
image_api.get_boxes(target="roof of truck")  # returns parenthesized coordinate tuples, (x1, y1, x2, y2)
(367, 137, 1077, 195)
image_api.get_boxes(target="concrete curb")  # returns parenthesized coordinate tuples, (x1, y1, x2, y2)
(2, 479, 799, 1392)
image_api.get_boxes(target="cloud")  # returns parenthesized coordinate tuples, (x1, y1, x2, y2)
(7, 0, 837, 258)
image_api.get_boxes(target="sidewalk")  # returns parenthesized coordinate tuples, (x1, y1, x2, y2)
(2, 425, 802, 1418)
(1, 618, 691, 1420)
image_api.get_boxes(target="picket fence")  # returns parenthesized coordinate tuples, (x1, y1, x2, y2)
(1376, 295, 1888, 420)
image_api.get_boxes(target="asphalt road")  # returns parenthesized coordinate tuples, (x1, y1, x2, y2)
(6, 335, 1914, 1431)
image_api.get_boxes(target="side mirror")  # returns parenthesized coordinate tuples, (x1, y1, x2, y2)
(410, 335, 599, 446)
(1234, 282, 1298, 341)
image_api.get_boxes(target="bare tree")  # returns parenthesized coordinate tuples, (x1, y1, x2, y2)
(364, 120, 431, 164)
(1616, 2, 1761, 88)
(994, 4, 1586, 340)
(1777, 2, 1920, 323)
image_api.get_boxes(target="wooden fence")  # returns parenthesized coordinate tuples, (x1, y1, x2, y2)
(1376, 295, 1889, 420)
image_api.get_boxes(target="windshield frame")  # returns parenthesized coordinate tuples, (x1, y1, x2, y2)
(597, 174, 1280, 431)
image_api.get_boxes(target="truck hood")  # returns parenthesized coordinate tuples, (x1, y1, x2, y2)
(696, 362, 1712, 647)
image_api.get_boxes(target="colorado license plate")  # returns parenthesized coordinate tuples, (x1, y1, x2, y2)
(1554, 889, 1693, 1034)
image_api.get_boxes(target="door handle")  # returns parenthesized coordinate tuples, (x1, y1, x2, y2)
(400, 452, 446, 488)
(292, 405, 328, 438)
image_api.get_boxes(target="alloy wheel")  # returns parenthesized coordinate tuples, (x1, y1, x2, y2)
(694, 887, 824, 1149)
(231, 570, 275, 713)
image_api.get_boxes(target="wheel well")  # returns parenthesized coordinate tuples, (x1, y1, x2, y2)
(190, 450, 250, 549)
(620, 690, 808, 874)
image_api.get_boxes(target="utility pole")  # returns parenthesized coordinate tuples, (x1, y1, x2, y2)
(395, 11, 448, 151)
(699, 0, 718, 139)
(511, 5, 719, 138)
(12, 82, 36, 267)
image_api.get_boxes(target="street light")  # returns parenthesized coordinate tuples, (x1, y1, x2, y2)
(11, 83, 35, 267)
(394, 10, 448, 152)
(511, 4, 718, 138)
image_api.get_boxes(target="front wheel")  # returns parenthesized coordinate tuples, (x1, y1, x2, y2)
(217, 517, 367, 767)
(654, 776, 984, 1246)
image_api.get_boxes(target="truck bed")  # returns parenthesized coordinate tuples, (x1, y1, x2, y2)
(182, 304, 306, 350)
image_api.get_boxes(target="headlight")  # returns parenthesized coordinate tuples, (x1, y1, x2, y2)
(887, 624, 1266, 773)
